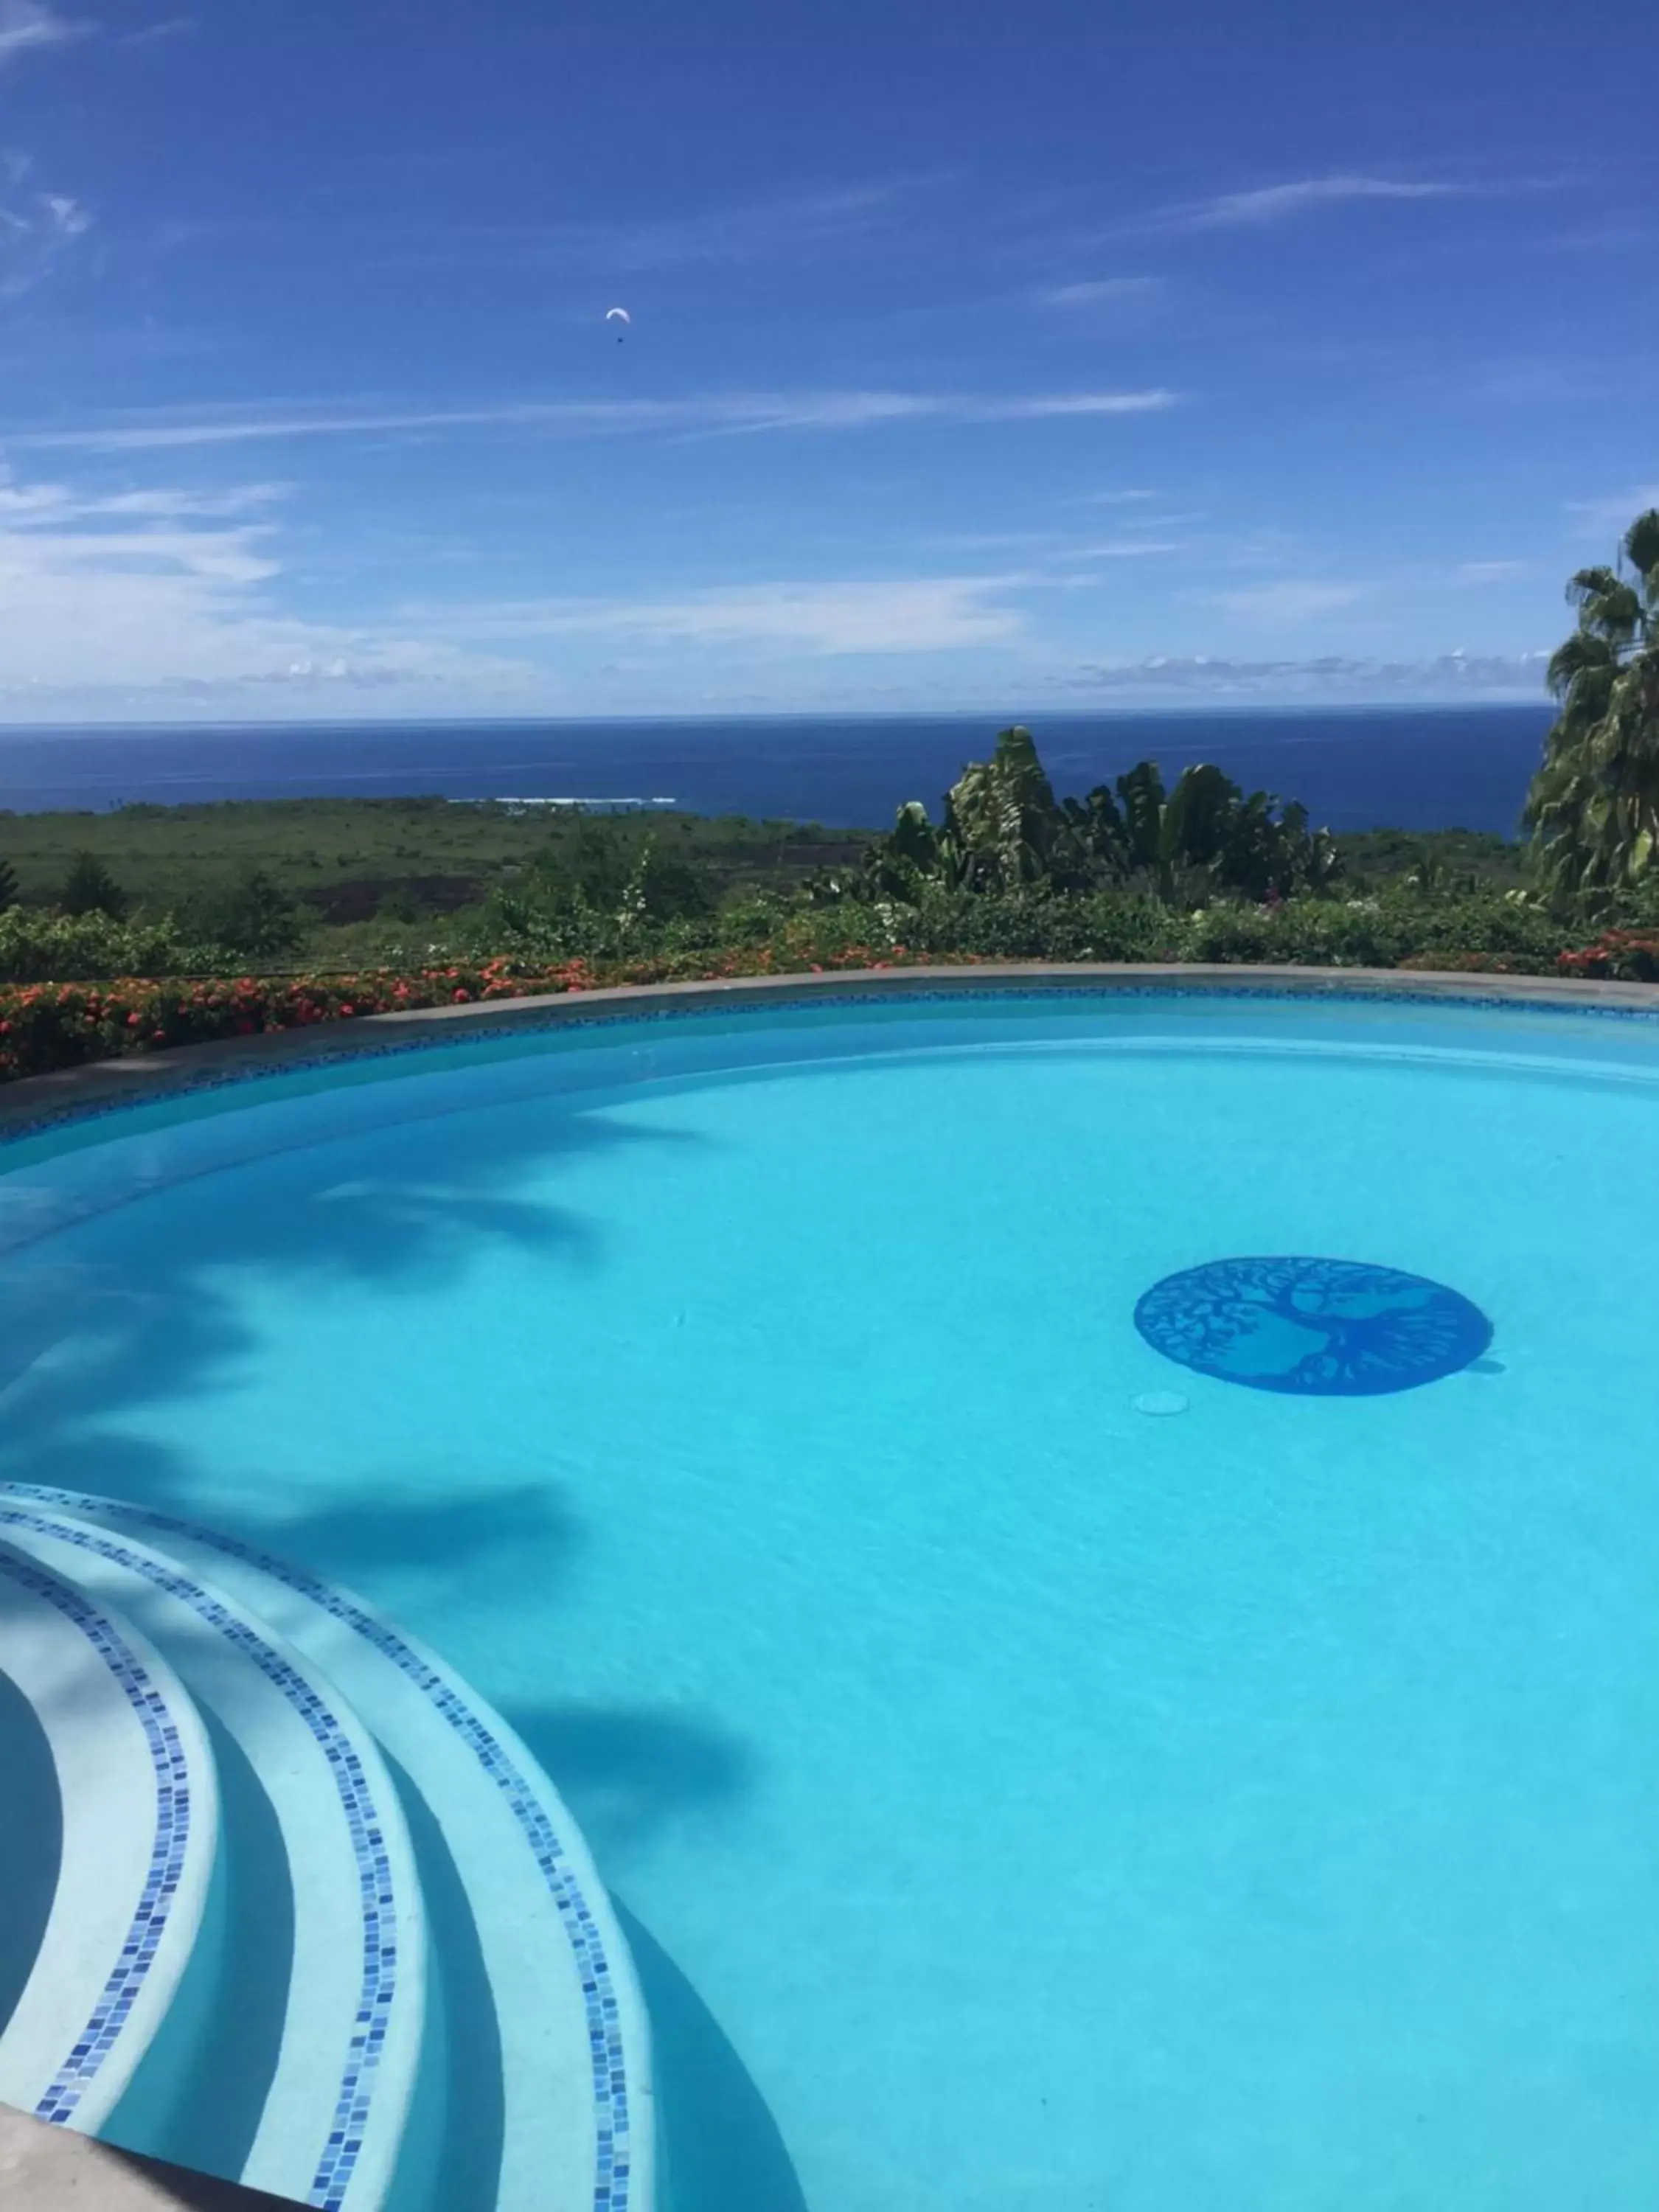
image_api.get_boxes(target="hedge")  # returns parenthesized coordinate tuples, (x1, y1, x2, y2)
(3, 924, 1658, 1088)
(0, 945, 921, 1085)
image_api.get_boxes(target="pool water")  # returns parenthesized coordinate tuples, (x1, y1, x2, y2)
(4, 990, 1659, 2211)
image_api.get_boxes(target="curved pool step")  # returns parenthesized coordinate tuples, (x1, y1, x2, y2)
(0, 1503, 427, 2212)
(4, 1483, 655, 2212)
(0, 1537, 215, 2138)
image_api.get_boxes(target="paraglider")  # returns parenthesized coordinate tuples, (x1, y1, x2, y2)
(605, 306, 630, 342)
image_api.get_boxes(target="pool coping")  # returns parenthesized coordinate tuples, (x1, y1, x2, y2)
(1, 961, 1657, 1141)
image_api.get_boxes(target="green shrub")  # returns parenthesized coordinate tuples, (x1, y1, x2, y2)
(58, 851, 129, 920)
(0, 886, 1648, 1089)
(178, 869, 307, 961)
(0, 907, 209, 984)
(1186, 891, 1568, 972)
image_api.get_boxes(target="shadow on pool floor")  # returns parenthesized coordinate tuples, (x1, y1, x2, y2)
(613, 1898, 809, 2212)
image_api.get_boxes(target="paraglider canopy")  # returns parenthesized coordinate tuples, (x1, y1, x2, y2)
(605, 307, 630, 341)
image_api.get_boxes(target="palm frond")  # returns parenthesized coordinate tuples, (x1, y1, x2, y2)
(1624, 509, 1659, 599)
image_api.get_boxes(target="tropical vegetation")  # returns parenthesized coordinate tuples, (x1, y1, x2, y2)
(834, 726, 1340, 905)
(1526, 508, 1659, 894)
(4, 518, 1659, 1082)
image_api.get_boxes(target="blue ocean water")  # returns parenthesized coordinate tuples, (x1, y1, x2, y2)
(0, 706, 1551, 832)
(4, 990, 1659, 2211)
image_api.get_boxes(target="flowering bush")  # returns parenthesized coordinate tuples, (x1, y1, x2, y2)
(0, 960, 588, 1083)
(1557, 930, 1659, 982)
(0, 943, 942, 1085)
(2, 899, 1655, 1088)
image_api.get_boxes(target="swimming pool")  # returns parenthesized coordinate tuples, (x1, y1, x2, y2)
(4, 984, 1659, 2211)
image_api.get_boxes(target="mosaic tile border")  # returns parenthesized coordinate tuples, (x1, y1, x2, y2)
(1, 1482, 641, 2212)
(0, 1506, 399, 2212)
(1, 971, 1657, 1150)
(0, 1542, 191, 2129)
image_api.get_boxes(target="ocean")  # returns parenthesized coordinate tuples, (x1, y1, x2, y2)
(0, 706, 1553, 834)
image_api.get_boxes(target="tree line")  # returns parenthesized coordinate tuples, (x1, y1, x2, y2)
(828, 504, 1659, 913)
(1, 507, 1655, 950)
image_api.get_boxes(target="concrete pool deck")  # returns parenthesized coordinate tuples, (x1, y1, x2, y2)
(0, 962, 1656, 1140)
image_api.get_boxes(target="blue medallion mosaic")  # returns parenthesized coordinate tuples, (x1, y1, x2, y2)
(1134, 1256, 1492, 1397)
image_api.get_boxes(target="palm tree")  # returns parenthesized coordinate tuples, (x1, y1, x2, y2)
(1526, 508, 1659, 895)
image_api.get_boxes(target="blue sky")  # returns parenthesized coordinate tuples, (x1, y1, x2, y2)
(0, 0, 1654, 721)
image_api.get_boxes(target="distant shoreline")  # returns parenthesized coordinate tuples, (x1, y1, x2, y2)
(0, 705, 1554, 834)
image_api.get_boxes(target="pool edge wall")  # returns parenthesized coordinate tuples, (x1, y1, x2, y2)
(2, 962, 1657, 1141)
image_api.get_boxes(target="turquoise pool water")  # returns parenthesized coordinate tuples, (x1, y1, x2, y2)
(4, 989, 1659, 2211)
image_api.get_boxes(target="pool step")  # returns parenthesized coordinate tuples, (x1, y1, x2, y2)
(0, 1503, 425, 2212)
(0, 1538, 215, 2136)
(0, 1481, 653, 2212)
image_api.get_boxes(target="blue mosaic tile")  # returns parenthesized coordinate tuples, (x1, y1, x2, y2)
(1135, 1255, 1495, 1396)
(2, 1484, 641, 2212)
(0, 1508, 398, 2212)
(0, 1545, 191, 2130)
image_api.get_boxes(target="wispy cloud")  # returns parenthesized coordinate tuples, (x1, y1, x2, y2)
(13, 387, 1178, 453)
(0, 476, 290, 524)
(1139, 170, 1562, 234)
(1166, 175, 1453, 229)
(0, 170, 91, 296)
(1062, 538, 1188, 561)
(414, 577, 1027, 656)
(975, 391, 1175, 422)
(1074, 487, 1162, 506)
(923, 526, 1194, 566)
(1566, 485, 1659, 540)
(1038, 276, 1163, 307)
(0, 464, 529, 702)
(1212, 580, 1366, 622)
(1053, 650, 1551, 701)
(121, 15, 195, 45)
(1454, 560, 1526, 584)
(0, 0, 85, 65)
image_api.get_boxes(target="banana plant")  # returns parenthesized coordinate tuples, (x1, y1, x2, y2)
(860, 728, 1339, 905)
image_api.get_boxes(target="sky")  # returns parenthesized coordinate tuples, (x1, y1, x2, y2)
(0, 0, 1654, 723)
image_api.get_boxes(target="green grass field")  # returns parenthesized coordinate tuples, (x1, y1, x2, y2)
(0, 797, 861, 933)
(0, 795, 1530, 970)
